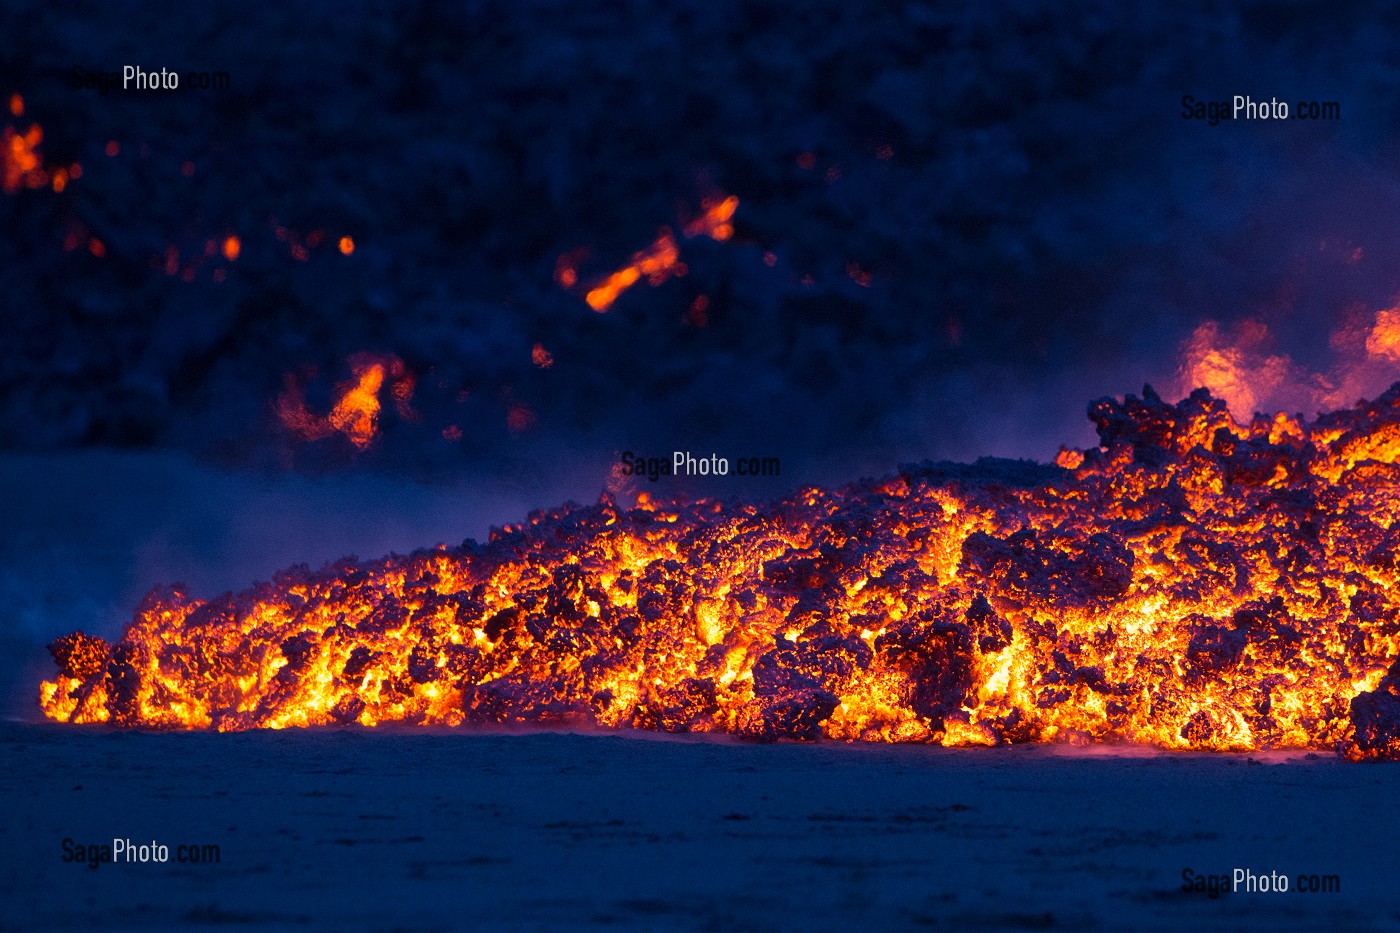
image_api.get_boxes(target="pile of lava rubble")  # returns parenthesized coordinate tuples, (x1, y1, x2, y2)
(41, 384, 1400, 760)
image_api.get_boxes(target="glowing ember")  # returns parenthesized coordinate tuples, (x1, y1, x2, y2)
(682, 195, 738, 242)
(277, 354, 414, 449)
(390, 371, 417, 421)
(328, 365, 385, 445)
(581, 195, 738, 312)
(38, 383, 1400, 760)
(554, 252, 581, 288)
(3, 122, 45, 194)
(222, 236, 241, 262)
(505, 402, 536, 434)
(685, 295, 710, 328)
(339, 236, 354, 256)
(585, 230, 682, 312)
(2, 96, 81, 196)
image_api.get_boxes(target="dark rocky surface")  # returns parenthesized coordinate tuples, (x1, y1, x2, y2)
(5, 2, 1400, 477)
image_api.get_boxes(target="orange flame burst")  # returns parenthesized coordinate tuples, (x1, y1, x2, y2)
(277, 354, 413, 449)
(38, 383, 1400, 761)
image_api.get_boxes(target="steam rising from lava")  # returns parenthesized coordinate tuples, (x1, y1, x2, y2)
(40, 384, 1400, 760)
(1177, 309, 1400, 425)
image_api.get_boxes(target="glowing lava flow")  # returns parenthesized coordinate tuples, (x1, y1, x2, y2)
(39, 383, 1400, 760)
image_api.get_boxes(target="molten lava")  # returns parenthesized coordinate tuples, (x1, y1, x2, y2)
(39, 384, 1400, 760)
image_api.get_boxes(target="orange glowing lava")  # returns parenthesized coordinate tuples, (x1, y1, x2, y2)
(39, 383, 1400, 761)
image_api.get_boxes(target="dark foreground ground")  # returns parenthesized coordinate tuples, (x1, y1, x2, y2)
(1, 725, 1397, 932)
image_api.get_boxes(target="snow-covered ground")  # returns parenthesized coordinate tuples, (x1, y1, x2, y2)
(1, 725, 1393, 931)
